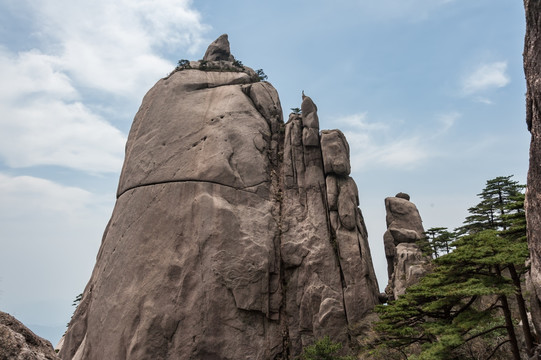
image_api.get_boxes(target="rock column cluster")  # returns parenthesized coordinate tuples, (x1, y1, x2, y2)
(59, 35, 380, 360)
(281, 95, 380, 354)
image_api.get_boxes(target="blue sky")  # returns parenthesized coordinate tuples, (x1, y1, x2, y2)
(0, 0, 529, 345)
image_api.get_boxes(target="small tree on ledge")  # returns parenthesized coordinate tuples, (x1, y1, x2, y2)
(291, 107, 301, 115)
(256, 69, 268, 81)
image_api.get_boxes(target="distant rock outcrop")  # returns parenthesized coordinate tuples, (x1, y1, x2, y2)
(59, 35, 380, 360)
(383, 194, 430, 300)
(0, 311, 59, 360)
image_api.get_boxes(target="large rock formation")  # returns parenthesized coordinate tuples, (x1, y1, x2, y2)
(0, 311, 59, 360)
(59, 35, 380, 360)
(383, 194, 430, 300)
(524, 0, 541, 342)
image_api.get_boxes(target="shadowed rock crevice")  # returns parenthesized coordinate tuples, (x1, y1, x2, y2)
(118, 178, 273, 198)
(60, 35, 380, 360)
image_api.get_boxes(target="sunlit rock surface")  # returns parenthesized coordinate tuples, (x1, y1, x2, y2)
(383, 194, 430, 299)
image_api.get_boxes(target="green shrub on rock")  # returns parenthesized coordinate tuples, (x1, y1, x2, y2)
(299, 336, 354, 360)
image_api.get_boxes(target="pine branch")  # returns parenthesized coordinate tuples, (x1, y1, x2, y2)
(461, 325, 507, 344)
(451, 295, 477, 319)
(485, 339, 510, 360)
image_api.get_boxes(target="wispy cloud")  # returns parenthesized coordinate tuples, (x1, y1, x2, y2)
(334, 113, 428, 170)
(0, 48, 126, 173)
(347, 134, 429, 169)
(334, 111, 459, 170)
(332, 112, 388, 131)
(0, 0, 209, 174)
(462, 61, 510, 95)
(28, 0, 209, 95)
(0, 174, 95, 216)
(436, 111, 461, 134)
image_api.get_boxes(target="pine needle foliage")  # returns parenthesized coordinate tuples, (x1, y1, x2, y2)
(298, 336, 354, 360)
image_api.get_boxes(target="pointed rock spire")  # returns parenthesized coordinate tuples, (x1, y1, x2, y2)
(203, 34, 235, 61)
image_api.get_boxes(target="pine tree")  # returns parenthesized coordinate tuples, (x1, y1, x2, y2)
(422, 227, 454, 258)
(458, 176, 523, 235)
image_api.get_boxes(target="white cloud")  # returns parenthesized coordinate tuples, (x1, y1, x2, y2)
(0, 174, 94, 216)
(436, 111, 460, 134)
(333, 113, 429, 170)
(0, 98, 126, 173)
(334, 111, 460, 170)
(28, 0, 209, 95)
(333, 112, 388, 131)
(462, 61, 510, 95)
(0, 0, 209, 173)
(0, 49, 76, 102)
(346, 131, 429, 169)
(0, 48, 126, 173)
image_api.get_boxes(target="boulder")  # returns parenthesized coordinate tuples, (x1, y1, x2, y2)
(203, 34, 235, 62)
(320, 130, 351, 176)
(383, 194, 430, 299)
(0, 311, 59, 360)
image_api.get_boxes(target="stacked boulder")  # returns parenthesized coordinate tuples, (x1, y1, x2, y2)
(383, 193, 430, 300)
(320, 129, 379, 324)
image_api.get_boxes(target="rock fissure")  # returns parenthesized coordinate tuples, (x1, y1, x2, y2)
(117, 178, 270, 199)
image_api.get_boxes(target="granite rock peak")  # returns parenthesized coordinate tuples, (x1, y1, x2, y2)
(59, 35, 380, 360)
(203, 34, 235, 62)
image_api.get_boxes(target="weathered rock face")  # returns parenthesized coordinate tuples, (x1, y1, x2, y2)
(524, 0, 541, 338)
(383, 194, 430, 300)
(59, 35, 380, 360)
(0, 311, 59, 360)
(282, 105, 380, 354)
(203, 34, 235, 62)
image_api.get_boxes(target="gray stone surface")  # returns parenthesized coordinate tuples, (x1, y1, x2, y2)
(321, 130, 351, 176)
(60, 35, 380, 360)
(281, 101, 347, 354)
(0, 311, 59, 360)
(203, 34, 235, 62)
(383, 195, 430, 299)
